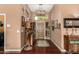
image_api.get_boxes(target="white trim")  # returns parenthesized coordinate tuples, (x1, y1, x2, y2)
(4, 49, 21, 52)
(35, 21, 46, 39)
(44, 21, 45, 39)
(4, 49, 21, 53)
(4, 14, 6, 51)
(4, 45, 25, 52)
(51, 40, 66, 53)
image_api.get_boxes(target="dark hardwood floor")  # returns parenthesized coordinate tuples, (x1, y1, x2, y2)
(21, 39, 61, 54)
(0, 39, 61, 54)
(0, 47, 4, 54)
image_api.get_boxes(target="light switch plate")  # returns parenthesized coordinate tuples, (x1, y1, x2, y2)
(7, 24, 11, 27)
(17, 30, 20, 33)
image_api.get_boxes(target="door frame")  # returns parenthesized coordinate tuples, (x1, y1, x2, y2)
(0, 13, 6, 51)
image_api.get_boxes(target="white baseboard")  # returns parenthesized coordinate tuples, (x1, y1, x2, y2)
(4, 45, 26, 53)
(4, 49, 21, 52)
(51, 40, 66, 53)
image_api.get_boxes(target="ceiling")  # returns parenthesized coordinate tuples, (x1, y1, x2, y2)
(28, 4, 54, 12)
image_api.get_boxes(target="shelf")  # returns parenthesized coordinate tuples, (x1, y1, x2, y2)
(70, 40, 79, 44)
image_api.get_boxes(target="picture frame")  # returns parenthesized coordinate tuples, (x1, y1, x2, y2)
(64, 18, 79, 28)
(54, 20, 58, 29)
(21, 16, 25, 27)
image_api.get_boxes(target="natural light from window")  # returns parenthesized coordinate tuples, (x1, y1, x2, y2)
(35, 16, 48, 20)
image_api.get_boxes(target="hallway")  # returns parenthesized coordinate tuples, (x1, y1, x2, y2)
(21, 39, 61, 54)
(20, 4, 61, 54)
(1, 4, 79, 54)
(1, 39, 60, 54)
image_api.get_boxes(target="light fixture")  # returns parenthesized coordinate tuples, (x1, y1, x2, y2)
(38, 4, 43, 11)
(35, 4, 46, 15)
(35, 16, 38, 20)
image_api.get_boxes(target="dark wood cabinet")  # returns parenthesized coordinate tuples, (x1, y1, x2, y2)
(64, 35, 79, 53)
(64, 35, 69, 51)
(0, 32, 4, 47)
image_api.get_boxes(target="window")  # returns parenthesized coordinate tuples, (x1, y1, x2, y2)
(35, 16, 48, 20)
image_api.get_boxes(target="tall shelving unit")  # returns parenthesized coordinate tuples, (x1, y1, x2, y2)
(64, 18, 79, 53)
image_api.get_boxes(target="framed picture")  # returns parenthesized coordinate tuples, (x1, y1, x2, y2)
(54, 20, 58, 29)
(51, 20, 54, 26)
(51, 20, 61, 30)
(52, 26, 54, 30)
(64, 18, 79, 28)
(21, 16, 25, 27)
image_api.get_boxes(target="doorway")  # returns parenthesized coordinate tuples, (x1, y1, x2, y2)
(35, 21, 45, 39)
(34, 20, 51, 48)
(35, 21, 50, 39)
(0, 13, 6, 52)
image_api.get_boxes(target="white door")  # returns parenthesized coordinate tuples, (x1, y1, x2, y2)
(35, 21, 45, 39)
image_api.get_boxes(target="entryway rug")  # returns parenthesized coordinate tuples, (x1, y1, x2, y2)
(36, 40, 50, 47)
